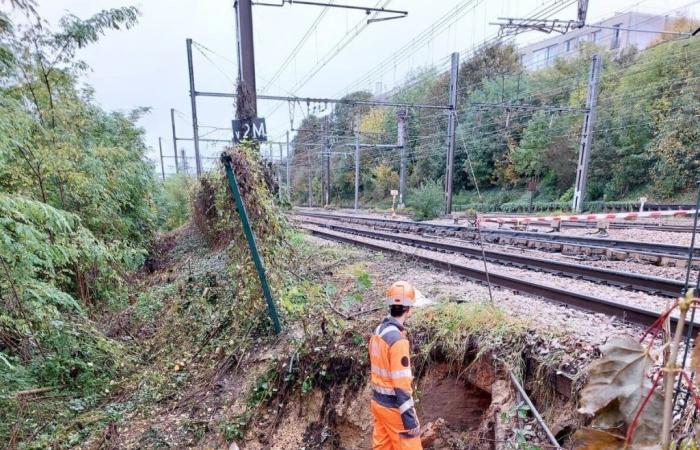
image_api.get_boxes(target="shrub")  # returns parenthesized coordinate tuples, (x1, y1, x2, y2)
(155, 174, 192, 231)
(407, 180, 444, 220)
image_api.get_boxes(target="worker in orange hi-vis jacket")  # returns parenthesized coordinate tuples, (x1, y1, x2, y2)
(369, 281, 422, 450)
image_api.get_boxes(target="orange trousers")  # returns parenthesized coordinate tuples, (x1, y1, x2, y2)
(371, 400, 423, 450)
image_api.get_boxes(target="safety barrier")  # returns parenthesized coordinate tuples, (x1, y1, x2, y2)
(481, 209, 698, 225)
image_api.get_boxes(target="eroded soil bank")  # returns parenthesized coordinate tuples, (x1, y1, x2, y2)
(241, 353, 580, 450)
(67, 223, 600, 449)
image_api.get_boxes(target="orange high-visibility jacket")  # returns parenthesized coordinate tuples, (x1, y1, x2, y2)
(369, 317, 419, 433)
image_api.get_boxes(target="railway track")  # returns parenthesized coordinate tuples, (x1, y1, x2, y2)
(300, 220, 685, 298)
(296, 211, 698, 261)
(301, 224, 699, 338)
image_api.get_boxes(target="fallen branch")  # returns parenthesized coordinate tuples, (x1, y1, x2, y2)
(324, 297, 349, 319)
(14, 386, 63, 398)
(346, 305, 384, 319)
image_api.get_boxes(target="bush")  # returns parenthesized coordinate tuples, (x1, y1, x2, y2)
(0, 194, 131, 440)
(155, 174, 192, 231)
(559, 188, 574, 202)
(407, 180, 444, 220)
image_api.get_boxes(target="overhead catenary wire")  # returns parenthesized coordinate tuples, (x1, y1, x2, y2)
(262, 0, 583, 151)
(260, 1, 335, 93)
(186, 2, 696, 188)
(263, 0, 392, 119)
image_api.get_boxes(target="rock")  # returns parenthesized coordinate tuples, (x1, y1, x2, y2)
(420, 418, 446, 448)
(228, 443, 240, 450)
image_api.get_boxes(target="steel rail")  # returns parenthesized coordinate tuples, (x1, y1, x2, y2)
(304, 221, 685, 298)
(295, 211, 700, 258)
(304, 226, 699, 338)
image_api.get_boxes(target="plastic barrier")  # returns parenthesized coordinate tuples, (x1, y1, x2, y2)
(482, 209, 698, 224)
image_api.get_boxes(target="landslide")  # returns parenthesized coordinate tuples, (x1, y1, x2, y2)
(42, 143, 589, 449)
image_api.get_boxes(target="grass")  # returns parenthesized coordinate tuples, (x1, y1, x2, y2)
(411, 301, 533, 372)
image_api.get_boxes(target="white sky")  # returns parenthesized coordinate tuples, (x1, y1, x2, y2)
(26, 0, 700, 174)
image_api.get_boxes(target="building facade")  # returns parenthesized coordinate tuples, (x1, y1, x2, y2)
(519, 11, 672, 70)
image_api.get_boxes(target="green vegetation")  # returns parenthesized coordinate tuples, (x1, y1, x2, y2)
(291, 29, 700, 211)
(406, 179, 444, 220)
(155, 173, 191, 231)
(411, 301, 533, 372)
(0, 5, 161, 444)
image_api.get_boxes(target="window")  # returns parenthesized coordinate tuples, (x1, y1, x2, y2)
(590, 31, 601, 43)
(532, 48, 548, 69)
(530, 43, 561, 70)
(610, 24, 622, 49)
(545, 44, 559, 66)
(564, 38, 574, 53)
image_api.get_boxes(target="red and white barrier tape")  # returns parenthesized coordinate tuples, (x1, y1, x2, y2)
(481, 209, 698, 224)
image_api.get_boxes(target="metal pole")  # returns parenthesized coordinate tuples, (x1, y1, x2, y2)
(673, 180, 700, 408)
(226, 1, 281, 335)
(354, 132, 360, 210)
(221, 155, 281, 334)
(197, 90, 451, 110)
(572, 54, 602, 213)
(445, 52, 459, 215)
(323, 117, 331, 206)
(286, 131, 291, 202)
(170, 108, 180, 173)
(235, 0, 257, 119)
(509, 371, 561, 449)
(397, 108, 408, 207)
(181, 149, 188, 176)
(186, 38, 203, 177)
(307, 150, 313, 207)
(195, 90, 579, 113)
(158, 137, 165, 180)
(278, 143, 283, 201)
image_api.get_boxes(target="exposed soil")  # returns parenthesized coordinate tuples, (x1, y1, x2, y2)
(417, 364, 493, 432)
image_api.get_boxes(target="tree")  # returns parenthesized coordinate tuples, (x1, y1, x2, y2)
(290, 115, 323, 204)
(0, 7, 158, 443)
(458, 42, 522, 98)
(333, 90, 372, 135)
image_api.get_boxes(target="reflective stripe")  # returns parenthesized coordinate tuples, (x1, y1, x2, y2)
(398, 398, 414, 414)
(371, 365, 391, 378)
(371, 366, 412, 380)
(372, 384, 396, 396)
(391, 368, 412, 379)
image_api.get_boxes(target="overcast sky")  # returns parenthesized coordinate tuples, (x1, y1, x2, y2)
(27, 0, 700, 174)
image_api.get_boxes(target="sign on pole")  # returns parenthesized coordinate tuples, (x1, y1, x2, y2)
(232, 118, 267, 143)
(390, 189, 399, 218)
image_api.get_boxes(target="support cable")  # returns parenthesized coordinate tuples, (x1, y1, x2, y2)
(455, 110, 493, 303)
